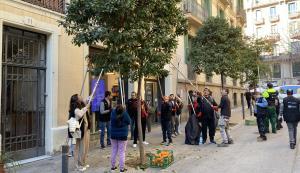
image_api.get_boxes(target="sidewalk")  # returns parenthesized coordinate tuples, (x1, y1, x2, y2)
(16, 108, 248, 173)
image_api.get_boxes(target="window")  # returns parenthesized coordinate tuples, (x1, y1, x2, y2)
(273, 44, 279, 56)
(291, 41, 300, 53)
(273, 64, 281, 78)
(288, 3, 297, 14)
(184, 35, 192, 64)
(255, 0, 260, 3)
(256, 27, 262, 38)
(293, 62, 300, 77)
(233, 79, 237, 86)
(218, 8, 225, 18)
(256, 10, 262, 20)
(270, 7, 276, 17)
(206, 74, 212, 83)
(271, 25, 277, 34)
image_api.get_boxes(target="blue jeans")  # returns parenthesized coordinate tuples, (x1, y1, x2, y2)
(99, 121, 111, 146)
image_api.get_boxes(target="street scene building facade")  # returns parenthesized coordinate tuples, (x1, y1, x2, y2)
(0, 0, 245, 161)
(244, 0, 300, 86)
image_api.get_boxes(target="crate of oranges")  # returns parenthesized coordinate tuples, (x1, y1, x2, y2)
(147, 150, 174, 169)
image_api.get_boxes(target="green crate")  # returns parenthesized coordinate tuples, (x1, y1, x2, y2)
(147, 150, 174, 169)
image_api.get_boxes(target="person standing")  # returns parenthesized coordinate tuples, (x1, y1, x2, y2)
(198, 88, 218, 144)
(217, 89, 233, 147)
(276, 97, 283, 130)
(282, 89, 300, 149)
(133, 100, 149, 147)
(110, 105, 131, 172)
(245, 90, 252, 109)
(254, 92, 268, 141)
(99, 91, 112, 149)
(126, 92, 138, 140)
(160, 96, 173, 145)
(175, 95, 183, 135)
(262, 83, 279, 134)
(68, 94, 90, 171)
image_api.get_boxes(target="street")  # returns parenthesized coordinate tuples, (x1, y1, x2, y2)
(16, 109, 300, 173)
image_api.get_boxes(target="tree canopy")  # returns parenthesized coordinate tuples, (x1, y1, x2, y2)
(189, 17, 243, 85)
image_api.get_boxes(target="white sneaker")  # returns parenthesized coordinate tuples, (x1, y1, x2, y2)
(133, 144, 137, 148)
(76, 165, 86, 172)
(143, 141, 149, 145)
(84, 164, 90, 169)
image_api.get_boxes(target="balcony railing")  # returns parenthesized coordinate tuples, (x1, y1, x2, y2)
(255, 18, 265, 25)
(270, 15, 280, 23)
(290, 29, 300, 40)
(264, 33, 280, 43)
(252, 0, 279, 9)
(289, 12, 300, 19)
(183, 0, 208, 25)
(22, 0, 66, 13)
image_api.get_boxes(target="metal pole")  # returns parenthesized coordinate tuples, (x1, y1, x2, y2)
(88, 69, 104, 105)
(62, 145, 69, 173)
(119, 77, 124, 106)
(80, 68, 89, 96)
(157, 76, 163, 98)
(187, 91, 196, 116)
(241, 93, 245, 120)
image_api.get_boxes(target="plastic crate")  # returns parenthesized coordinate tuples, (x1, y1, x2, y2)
(147, 150, 174, 169)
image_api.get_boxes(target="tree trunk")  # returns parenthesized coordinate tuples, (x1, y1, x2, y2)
(221, 73, 224, 89)
(137, 76, 145, 165)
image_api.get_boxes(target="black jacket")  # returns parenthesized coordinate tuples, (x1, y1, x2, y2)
(219, 95, 231, 117)
(126, 98, 138, 118)
(161, 102, 172, 121)
(99, 99, 112, 122)
(198, 96, 218, 120)
(283, 96, 300, 122)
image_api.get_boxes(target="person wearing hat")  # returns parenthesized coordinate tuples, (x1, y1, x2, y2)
(282, 89, 300, 149)
(262, 83, 279, 133)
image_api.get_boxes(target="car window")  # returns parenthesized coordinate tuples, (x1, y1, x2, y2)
(280, 86, 300, 94)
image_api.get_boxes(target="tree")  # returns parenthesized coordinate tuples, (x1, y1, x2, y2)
(60, 0, 187, 165)
(239, 38, 272, 87)
(189, 17, 243, 88)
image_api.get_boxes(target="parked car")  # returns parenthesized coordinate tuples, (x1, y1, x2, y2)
(276, 85, 300, 103)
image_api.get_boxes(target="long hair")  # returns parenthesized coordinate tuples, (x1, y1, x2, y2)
(116, 105, 124, 127)
(69, 94, 82, 114)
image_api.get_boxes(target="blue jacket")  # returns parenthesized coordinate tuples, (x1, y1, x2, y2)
(255, 97, 268, 116)
(110, 109, 131, 141)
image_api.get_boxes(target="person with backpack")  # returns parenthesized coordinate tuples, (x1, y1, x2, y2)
(254, 92, 268, 141)
(110, 104, 131, 172)
(262, 83, 279, 133)
(99, 91, 112, 149)
(282, 89, 300, 149)
(198, 88, 218, 144)
(217, 89, 233, 147)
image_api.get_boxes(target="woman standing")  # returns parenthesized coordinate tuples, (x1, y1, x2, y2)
(68, 94, 90, 171)
(110, 105, 131, 172)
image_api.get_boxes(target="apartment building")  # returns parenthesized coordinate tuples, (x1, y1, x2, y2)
(245, 0, 300, 86)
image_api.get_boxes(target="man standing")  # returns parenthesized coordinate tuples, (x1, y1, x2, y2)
(218, 89, 233, 147)
(262, 83, 279, 133)
(245, 89, 252, 109)
(169, 94, 177, 137)
(254, 92, 268, 141)
(126, 92, 138, 140)
(198, 88, 218, 144)
(175, 95, 183, 135)
(160, 96, 173, 146)
(282, 89, 300, 149)
(99, 91, 112, 149)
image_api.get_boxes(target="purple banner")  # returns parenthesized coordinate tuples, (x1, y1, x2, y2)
(91, 79, 105, 112)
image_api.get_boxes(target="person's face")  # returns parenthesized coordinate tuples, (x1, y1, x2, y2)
(163, 96, 169, 102)
(221, 90, 227, 96)
(131, 93, 136, 99)
(78, 95, 84, 103)
(170, 95, 174, 100)
(204, 89, 209, 96)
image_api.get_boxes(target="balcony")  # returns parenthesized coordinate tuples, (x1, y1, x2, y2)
(255, 18, 265, 25)
(21, 0, 66, 13)
(270, 15, 280, 23)
(290, 30, 300, 40)
(264, 33, 280, 43)
(251, 0, 279, 10)
(289, 12, 300, 19)
(183, 0, 208, 26)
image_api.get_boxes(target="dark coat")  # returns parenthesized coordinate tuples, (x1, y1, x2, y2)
(283, 96, 300, 123)
(126, 98, 138, 118)
(219, 95, 231, 117)
(161, 102, 172, 121)
(197, 96, 218, 120)
(110, 109, 131, 141)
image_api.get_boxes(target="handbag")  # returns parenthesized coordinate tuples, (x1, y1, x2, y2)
(68, 116, 84, 139)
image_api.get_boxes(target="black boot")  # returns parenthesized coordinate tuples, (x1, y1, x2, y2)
(290, 143, 296, 149)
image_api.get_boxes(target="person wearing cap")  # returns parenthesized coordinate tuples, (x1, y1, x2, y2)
(282, 89, 300, 149)
(262, 83, 279, 133)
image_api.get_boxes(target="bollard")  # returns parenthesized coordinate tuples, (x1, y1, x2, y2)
(62, 145, 69, 173)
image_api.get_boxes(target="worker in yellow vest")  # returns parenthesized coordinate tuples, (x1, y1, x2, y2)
(262, 83, 279, 133)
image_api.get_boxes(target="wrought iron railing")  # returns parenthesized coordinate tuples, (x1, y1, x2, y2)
(22, 0, 65, 13)
(183, 0, 208, 22)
